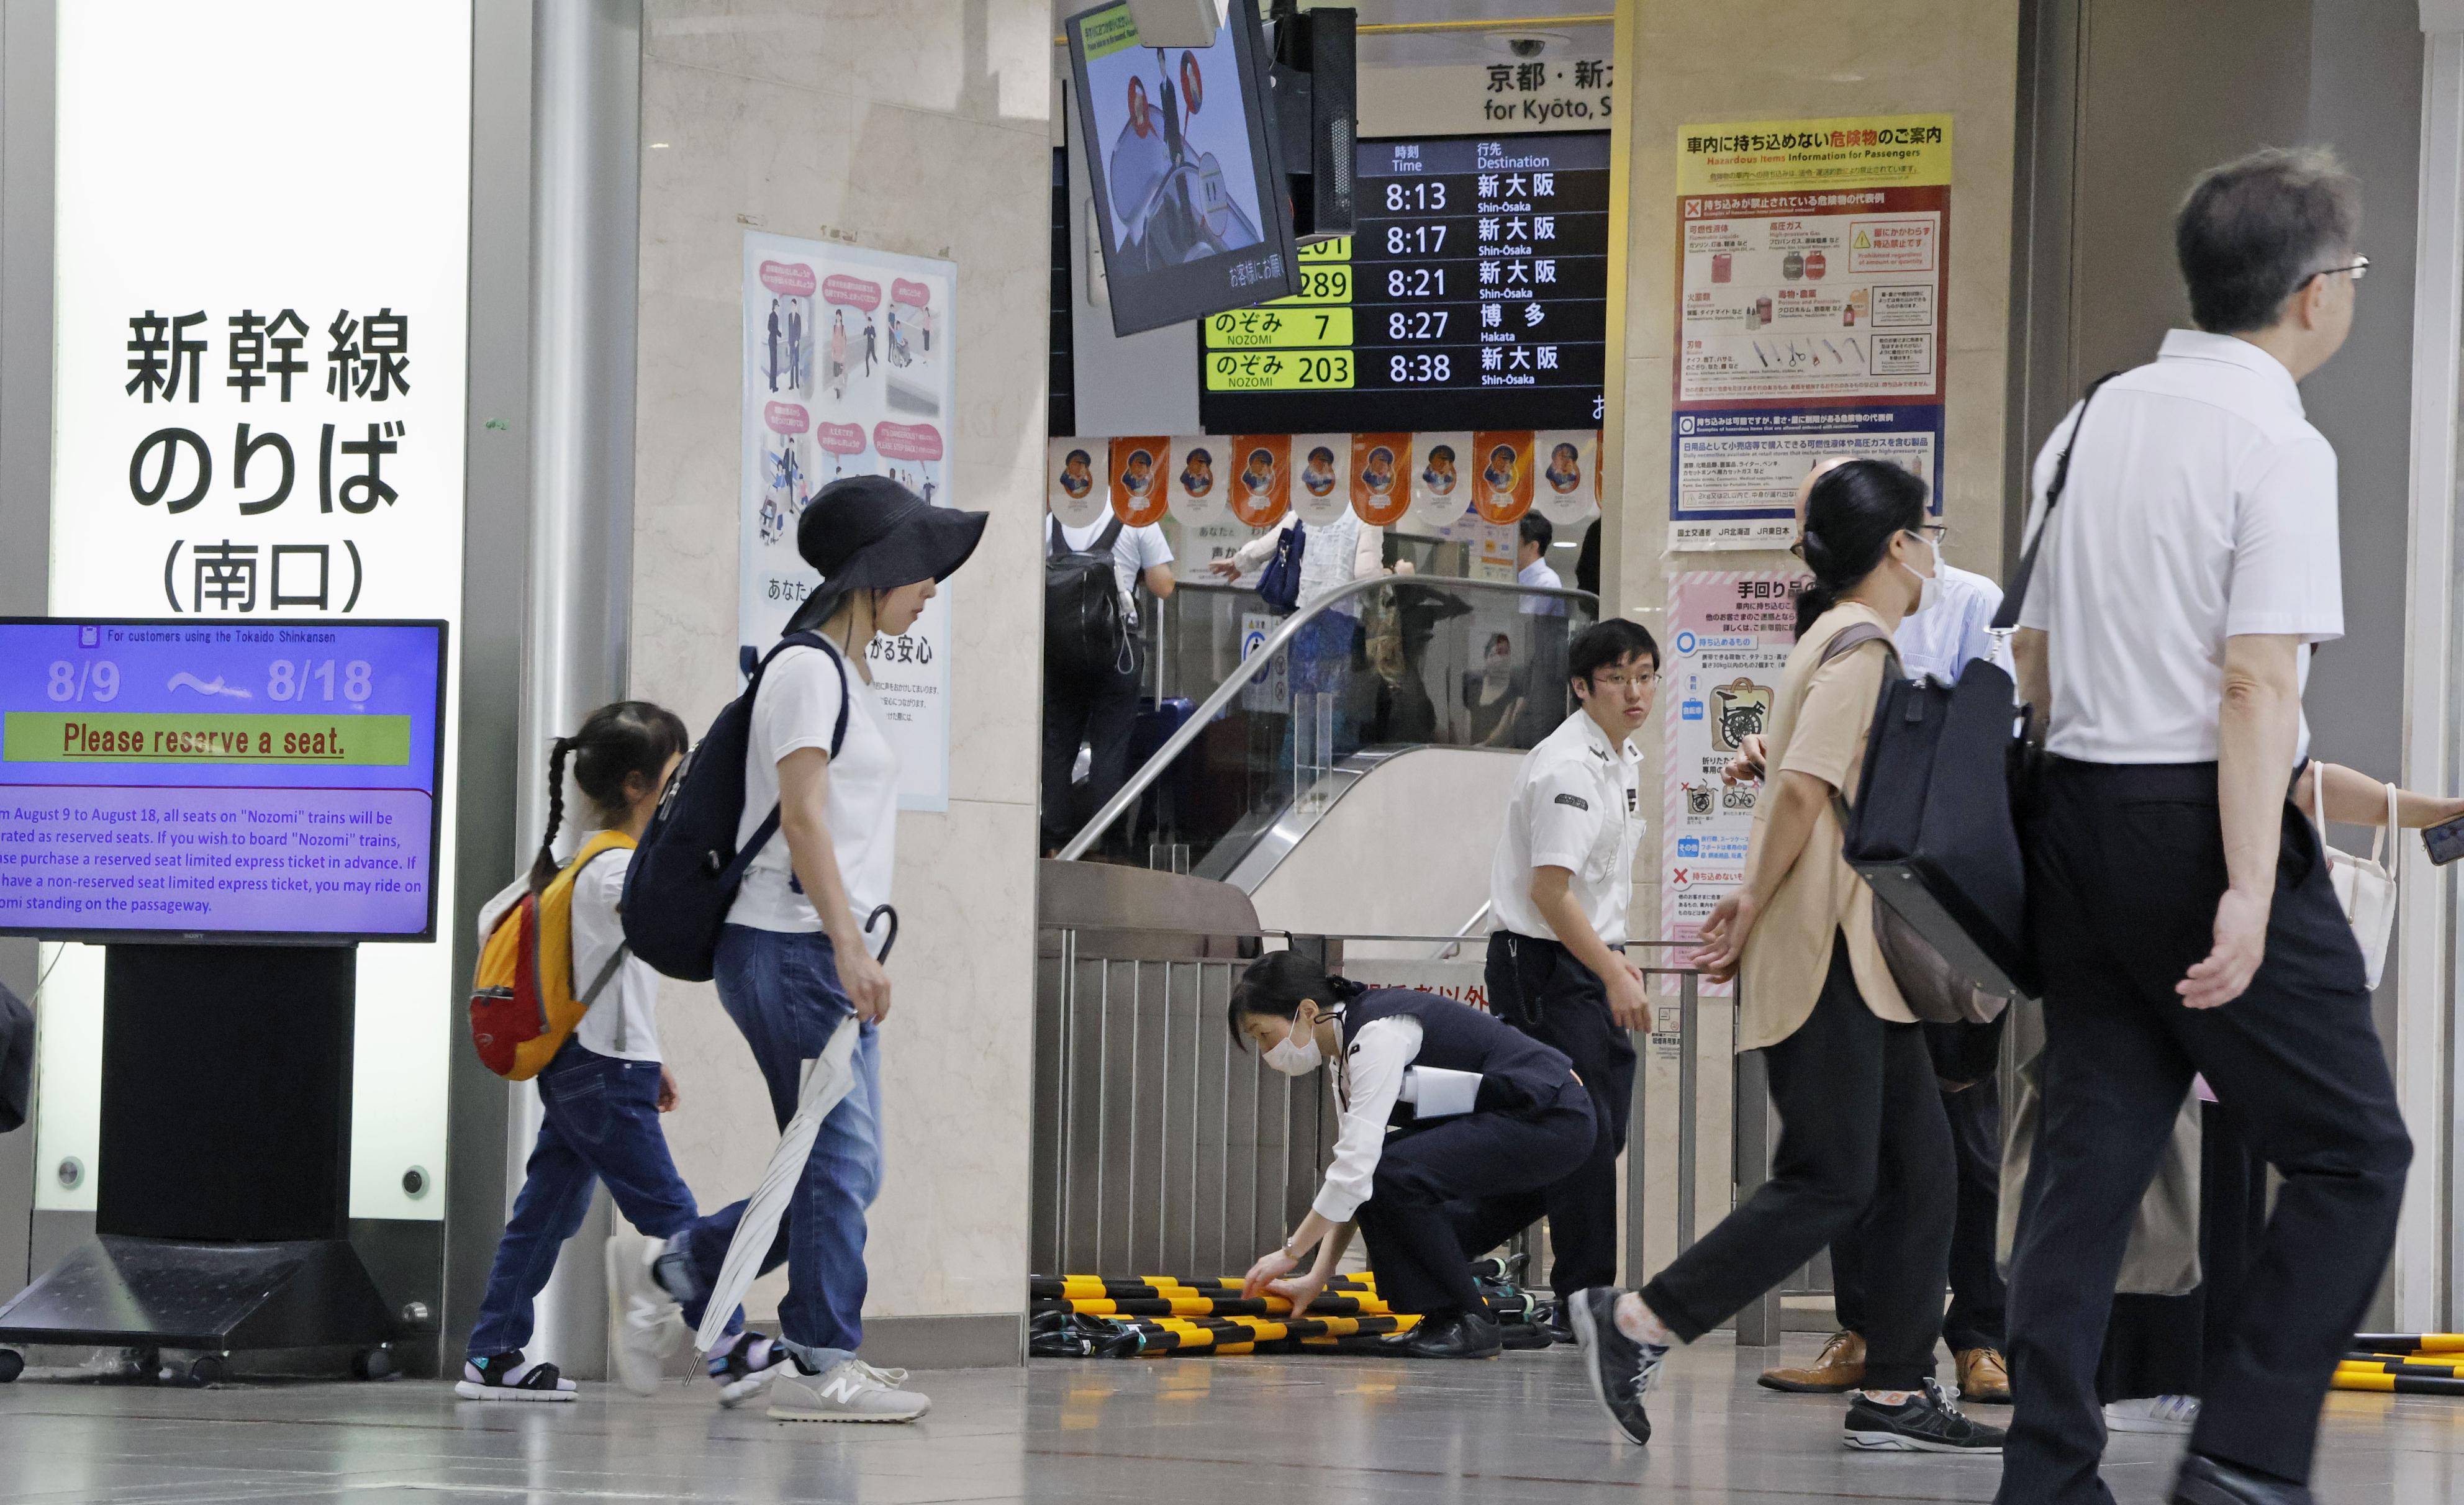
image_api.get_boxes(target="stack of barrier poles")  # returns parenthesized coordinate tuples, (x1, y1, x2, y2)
(2335, 1336, 2464, 1395)
(1031, 1272, 1528, 1324)
(1031, 1270, 1542, 1358)
(1110, 1312, 1423, 1356)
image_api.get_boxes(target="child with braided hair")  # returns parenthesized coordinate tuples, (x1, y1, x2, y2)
(460, 701, 784, 1403)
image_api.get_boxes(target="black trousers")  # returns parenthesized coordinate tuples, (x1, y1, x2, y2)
(1998, 761, 2411, 1503)
(1641, 934, 1956, 1392)
(1357, 1079, 1597, 1319)
(1451, 933, 1637, 1298)
(1834, 1073, 2005, 1353)
(2095, 1100, 2269, 1404)
(1040, 658, 1141, 850)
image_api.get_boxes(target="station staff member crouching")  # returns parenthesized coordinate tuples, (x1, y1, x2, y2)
(1453, 617, 1657, 1316)
(1233, 954, 1597, 1359)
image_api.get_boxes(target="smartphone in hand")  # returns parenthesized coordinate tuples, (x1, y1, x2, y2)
(2426, 813, 2464, 866)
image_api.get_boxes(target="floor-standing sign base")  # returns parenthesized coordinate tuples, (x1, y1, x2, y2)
(0, 946, 394, 1383)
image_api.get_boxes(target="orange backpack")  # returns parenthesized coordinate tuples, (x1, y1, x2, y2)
(468, 830, 635, 1080)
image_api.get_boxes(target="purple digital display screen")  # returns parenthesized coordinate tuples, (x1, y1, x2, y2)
(0, 619, 446, 941)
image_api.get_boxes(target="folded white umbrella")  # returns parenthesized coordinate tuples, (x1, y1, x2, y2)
(695, 1014, 863, 1354)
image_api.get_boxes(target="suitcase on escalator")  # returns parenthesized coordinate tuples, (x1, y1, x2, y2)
(1127, 697, 1196, 846)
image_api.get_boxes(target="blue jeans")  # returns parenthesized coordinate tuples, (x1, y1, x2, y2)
(467, 1039, 700, 1357)
(663, 925, 882, 1370)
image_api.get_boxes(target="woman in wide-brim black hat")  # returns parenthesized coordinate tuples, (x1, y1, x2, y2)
(786, 472, 988, 646)
(635, 473, 984, 1425)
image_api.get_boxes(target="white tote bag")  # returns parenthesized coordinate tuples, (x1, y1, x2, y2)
(2311, 762, 2399, 990)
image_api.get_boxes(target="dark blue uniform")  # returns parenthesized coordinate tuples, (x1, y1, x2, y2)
(1337, 988, 1597, 1319)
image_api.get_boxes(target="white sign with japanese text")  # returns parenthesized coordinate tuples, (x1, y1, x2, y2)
(43, 1, 473, 1221)
(1357, 59, 1614, 137)
(739, 233, 957, 812)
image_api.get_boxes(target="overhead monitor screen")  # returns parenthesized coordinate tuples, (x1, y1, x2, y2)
(0, 619, 447, 942)
(1068, 0, 1298, 335)
(1200, 130, 1610, 432)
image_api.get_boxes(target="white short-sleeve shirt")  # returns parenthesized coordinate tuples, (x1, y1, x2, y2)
(2016, 329, 2341, 765)
(1488, 709, 1643, 946)
(727, 643, 902, 942)
(1052, 517, 1172, 628)
(570, 845, 661, 1062)
(1895, 563, 2011, 683)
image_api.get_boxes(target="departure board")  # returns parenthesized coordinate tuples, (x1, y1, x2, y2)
(1199, 132, 1610, 433)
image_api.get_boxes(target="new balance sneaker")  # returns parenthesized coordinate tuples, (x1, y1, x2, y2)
(455, 1350, 576, 1402)
(1568, 1286, 1665, 1446)
(769, 1358, 931, 1423)
(2106, 1394, 2201, 1435)
(707, 1331, 794, 1408)
(605, 1233, 684, 1396)
(1844, 1378, 2008, 1453)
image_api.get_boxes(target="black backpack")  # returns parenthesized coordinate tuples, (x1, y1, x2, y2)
(1826, 374, 2120, 1014)
(1046, 516, 1131, 679)
(1821, 625, 2026, 1018)
(622, 632, 851, 982)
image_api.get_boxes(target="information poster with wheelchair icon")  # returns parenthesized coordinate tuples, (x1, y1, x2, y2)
(739, 230, 957, 811)
(1662, 569, 1808, 987)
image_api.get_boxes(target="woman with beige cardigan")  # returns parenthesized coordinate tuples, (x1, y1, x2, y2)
(1565, 459, 2004, 1458)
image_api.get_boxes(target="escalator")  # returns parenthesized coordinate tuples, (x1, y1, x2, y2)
(1059, 572, 1598, 939)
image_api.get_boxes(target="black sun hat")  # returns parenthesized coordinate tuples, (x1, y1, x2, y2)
(787, 474, 987, 633)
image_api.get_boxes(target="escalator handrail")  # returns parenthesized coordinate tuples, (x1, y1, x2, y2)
(1057, 572, 1600, 861)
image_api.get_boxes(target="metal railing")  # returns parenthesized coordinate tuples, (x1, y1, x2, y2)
(1057, 573, 1599, 861)
(1030, 925, 1787, 1332)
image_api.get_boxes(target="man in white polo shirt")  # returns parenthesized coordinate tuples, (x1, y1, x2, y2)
(1457, 617, 1657, 1330)
(1998, 148, 2411, 1505)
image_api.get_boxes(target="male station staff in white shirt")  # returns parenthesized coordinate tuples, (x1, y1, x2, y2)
(1456, 617, 1659, 1325)
(1997, 148, 2411, 1505)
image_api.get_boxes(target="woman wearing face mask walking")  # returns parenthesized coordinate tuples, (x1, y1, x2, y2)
(1567, 459, 2006, 1457)
(1230, 952, 1598, 1359)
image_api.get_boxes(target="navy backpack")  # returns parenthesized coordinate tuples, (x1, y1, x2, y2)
(622, 632, 850, 982)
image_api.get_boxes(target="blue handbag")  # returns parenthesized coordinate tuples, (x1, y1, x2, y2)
(1257, 521, 1307, 613)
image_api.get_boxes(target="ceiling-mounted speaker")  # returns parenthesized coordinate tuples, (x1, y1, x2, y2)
(1119, 0, 1228, 49)
(1267, 4, 1355, 243)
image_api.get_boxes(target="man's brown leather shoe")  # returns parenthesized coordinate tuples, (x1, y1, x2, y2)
(1757, 1329, 1865, 1393)
(1957, 1346, 2013, 1404)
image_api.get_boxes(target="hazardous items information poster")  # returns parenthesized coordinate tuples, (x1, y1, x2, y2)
(1662, 571, 1805, 983)
(1670, 115, 1950, 549)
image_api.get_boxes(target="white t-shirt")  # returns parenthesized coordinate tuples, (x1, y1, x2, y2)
(2016, 329, 2340, 764)
(570, 844, 661, 1063)
(1489, 709, 1643, 946)
(1052, 517, 1172, 628)
(727, 644, 902, 944)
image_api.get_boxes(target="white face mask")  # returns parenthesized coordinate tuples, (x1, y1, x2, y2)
(1263, 1031, 1323, 1077)
(1901, 531, 1941, 615)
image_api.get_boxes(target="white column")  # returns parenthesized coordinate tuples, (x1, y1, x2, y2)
(2399, 0, 2464, 1332)
(510, 0, 642, 1378)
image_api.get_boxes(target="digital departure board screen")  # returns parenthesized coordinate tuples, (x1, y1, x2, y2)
(1200, 131, 1610, 432)
(0, 619, 446, 942)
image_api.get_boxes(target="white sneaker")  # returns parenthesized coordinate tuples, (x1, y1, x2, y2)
(605, 1233, 684, 1396)
(2104, 1395, 2199, 1435)
(768, 1358, 931, 1423)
